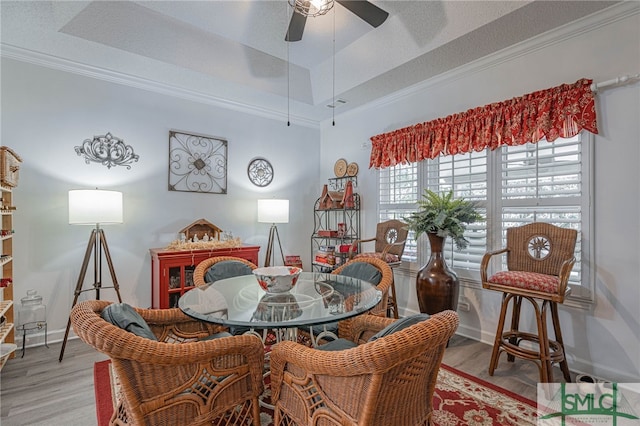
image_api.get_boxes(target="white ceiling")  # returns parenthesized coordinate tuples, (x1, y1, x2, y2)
(0, 1, 620, 124)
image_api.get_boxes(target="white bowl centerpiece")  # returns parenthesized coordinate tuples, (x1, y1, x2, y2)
(252, 266, 302, 294)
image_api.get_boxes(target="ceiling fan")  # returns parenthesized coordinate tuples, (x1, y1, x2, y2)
(285, 0, 389, 42)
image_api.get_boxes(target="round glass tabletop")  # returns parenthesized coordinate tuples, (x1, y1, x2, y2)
(178, 271, 382, 329)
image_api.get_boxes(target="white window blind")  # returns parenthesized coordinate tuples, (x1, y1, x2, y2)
(377, 133, 593, 303)
(500, 136, 585, 289)
(379, 163, 418, 262)
(423, 150, 488, 280)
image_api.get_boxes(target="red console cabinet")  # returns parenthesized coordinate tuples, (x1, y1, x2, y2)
(150, 245, 260, 308)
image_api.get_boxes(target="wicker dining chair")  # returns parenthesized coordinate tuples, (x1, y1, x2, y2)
(301, 257, 392, 345)
(270, 310, 459, 426)
(330, 257, 393, 338)
(70, 300, 265, 426)
(332, 257, 393, 316)
(193, 256, 258, 287)
(193, 256, 259, 336)
(481, 222, 577, 383)
(348, 219, 408, 318)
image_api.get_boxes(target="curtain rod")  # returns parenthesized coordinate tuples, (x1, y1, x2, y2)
(591, 73, 640, 91)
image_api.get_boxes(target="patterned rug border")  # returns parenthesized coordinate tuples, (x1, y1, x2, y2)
(434, 363, 538, 425)
(439, 363, 536, 407)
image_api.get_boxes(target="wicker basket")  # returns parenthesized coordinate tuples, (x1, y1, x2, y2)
(0, 146, 22, 188)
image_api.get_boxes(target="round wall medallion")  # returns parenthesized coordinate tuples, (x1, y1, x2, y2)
(347, 162, 359, 176)
(334, 158, 348, 177)
(247, 158, 274, 187)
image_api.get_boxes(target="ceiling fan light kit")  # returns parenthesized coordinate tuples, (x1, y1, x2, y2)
(289, 0, 334, 18)
(284, 0, 389, 126)
(285, 0, 389, 41)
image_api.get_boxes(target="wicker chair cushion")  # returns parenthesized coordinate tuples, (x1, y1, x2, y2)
(488, 270, 560, 294)
(338, 262, 382, 285)
(354, 252, 400, 263)
(316, 314, 432, 350)
(316, 338, 357, 351)
(204, 260, 253, 283)
(101, 303, 157, 340)
(369, 313, 431, 341)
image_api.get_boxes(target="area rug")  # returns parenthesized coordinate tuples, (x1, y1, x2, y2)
(94, 360, 538, 425)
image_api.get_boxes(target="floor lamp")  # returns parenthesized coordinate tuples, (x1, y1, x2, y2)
(258, 199, 289, 267)
(59, 189, 123, 361)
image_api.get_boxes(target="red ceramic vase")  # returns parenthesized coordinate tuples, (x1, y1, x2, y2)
(416, 233, 459, 314)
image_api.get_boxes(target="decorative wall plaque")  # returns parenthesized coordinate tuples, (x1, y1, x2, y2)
(247, 157, 274, 187)
(169, 131, 227, 194)
(75, 132, 139, 169)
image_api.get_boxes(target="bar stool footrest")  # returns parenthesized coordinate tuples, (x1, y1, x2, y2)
(500, 330, 565, 363)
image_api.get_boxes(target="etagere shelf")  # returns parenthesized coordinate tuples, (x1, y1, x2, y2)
(311, 177, 360, 272)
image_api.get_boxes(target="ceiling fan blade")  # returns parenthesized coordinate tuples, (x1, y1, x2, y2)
(336, 1, 389, 28)
(285, 9, 307, 42)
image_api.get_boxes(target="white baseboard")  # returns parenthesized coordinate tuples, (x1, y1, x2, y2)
(400, 306, 636, 382)
(16, 327, 74, 351)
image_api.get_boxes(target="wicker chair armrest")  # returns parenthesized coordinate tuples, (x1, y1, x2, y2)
(556, 256, 577, 298)
(480, 248, 509, 283)
(112, 334, 265, 412)
(342, 314, 396, 344)
(380, 239, 407, 257)
(349, 237, 376, 258)
(273, 313, 454, 376)
(137, 305, 229, 340)
(71, 300, 263, 365)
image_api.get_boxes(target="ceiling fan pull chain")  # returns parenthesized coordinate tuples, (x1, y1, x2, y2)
(332, 4, 336, 127)
(287, 1, 291, 126)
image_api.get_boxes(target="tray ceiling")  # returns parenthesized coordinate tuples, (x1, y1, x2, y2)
(0, 1, 620, 124)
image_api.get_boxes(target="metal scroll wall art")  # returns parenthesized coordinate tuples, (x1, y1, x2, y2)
(75, 132, 139, 169)
(168, 130, 228, 194)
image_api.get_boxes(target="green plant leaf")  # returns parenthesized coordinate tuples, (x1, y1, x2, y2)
(404, 190, 484, 250)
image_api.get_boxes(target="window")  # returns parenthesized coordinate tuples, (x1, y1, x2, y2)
(378, 133, 594, 304)
(378, 162, 418, 262)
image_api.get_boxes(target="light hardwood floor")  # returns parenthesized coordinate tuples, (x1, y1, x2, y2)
(1, 335, 573, 425)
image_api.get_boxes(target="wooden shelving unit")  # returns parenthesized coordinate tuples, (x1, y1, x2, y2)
(1, 184, 16, 370)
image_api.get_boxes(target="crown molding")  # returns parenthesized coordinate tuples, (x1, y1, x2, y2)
(0, 43, 320, 129)
(331, 1, 639, 126)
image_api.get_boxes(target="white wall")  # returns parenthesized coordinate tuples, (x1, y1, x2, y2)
(321, 7, 640, 382)
(1, 59, 320, 345)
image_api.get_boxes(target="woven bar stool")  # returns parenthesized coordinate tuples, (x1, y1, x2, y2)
(481, 222, 577, 383)
(349, 219, 408, 318)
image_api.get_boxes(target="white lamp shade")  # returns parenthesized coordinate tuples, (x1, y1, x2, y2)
(258, 199, 289, 224)
(69, 189, 123, 225)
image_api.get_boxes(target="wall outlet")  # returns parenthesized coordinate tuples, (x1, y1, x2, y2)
(458, 301, 471, 312)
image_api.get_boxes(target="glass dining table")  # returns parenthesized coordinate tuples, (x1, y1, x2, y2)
(178, 271, 382, 345)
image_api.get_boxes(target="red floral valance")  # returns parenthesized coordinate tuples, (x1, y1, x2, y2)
(369, 78, 598, 169)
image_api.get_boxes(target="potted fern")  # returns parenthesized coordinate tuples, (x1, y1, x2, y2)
(405, 190, 483, 314)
